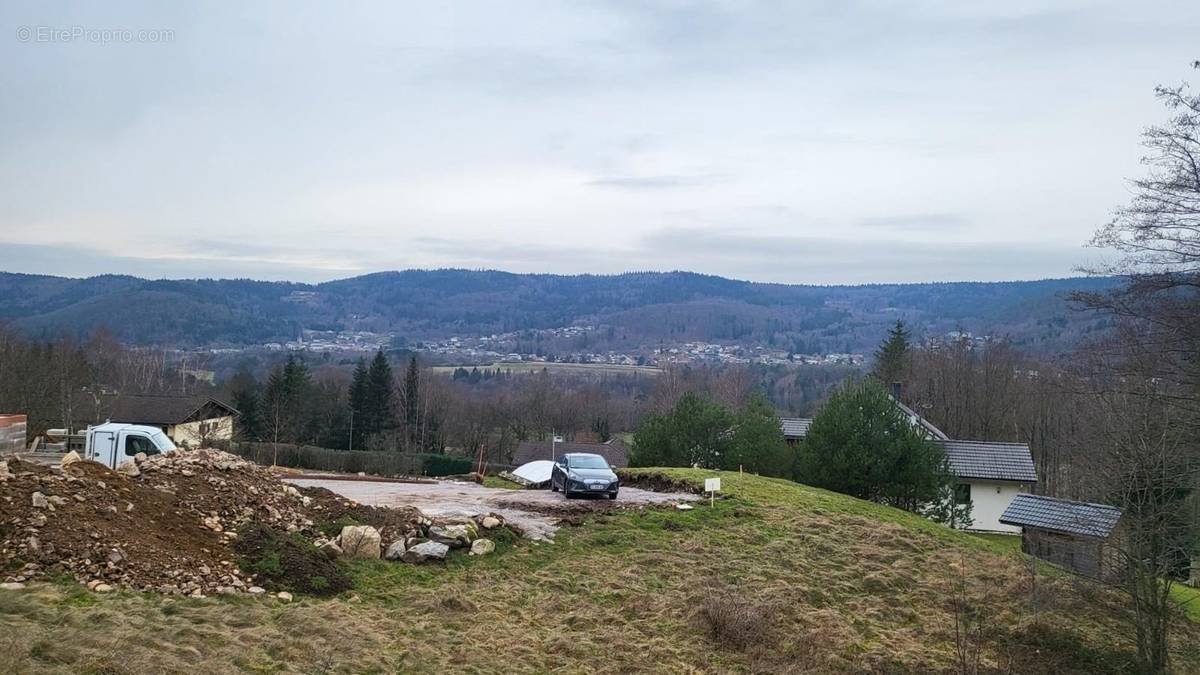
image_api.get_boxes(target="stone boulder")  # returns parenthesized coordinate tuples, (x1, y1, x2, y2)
(338, 525, 381, 559)
(429, 523, 476, 549)
(383, 540, 407, 561)
(480, 516, 502, 530)
(401, 541, 449, 563)
(319, 540, 343, 560)
(116, 461, 141, 477)
(469, 539, 495, 556)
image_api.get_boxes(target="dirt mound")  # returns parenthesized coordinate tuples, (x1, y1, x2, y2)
(616, 470, 703, 494)
(233, 523, 351, 596)
(0, 450, 425, 596)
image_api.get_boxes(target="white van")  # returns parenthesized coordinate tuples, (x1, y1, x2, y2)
(84, 422, 177, 469)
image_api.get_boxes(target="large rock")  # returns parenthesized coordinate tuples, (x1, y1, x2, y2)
(469, 539, 495, 556)
(401, 541, 449, 563)
(116, 461, 140, 477)
(383, 540, 407, 561)
(480, 516, 502, 530)
(30, 492, 49, 509)
(319, 540, 343, 560)
(338, 525, 381, 559)
(429, 523, 476, 548)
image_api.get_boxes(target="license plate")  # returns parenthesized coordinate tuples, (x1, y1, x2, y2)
(590, 482, 606, 489)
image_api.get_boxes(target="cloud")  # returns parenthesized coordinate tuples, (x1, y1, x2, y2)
(586, 174, 725, 190)
(858, 213, 970, 231)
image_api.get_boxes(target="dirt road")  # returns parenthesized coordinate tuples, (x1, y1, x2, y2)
(285, 478, 697, 541)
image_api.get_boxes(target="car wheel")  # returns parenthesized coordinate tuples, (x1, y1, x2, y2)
(550, 478, 558, 492)
(608, 492, 617, 500)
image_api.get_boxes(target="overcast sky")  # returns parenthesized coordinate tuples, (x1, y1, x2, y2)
(1, 2, 1197, 285)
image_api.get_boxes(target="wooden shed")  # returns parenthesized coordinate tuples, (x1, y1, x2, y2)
(1000, 493, 1124, 580)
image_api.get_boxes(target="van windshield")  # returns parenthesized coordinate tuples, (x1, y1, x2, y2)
(149, 431, 176, 452)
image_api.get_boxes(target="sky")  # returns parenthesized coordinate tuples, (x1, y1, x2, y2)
(1, 1, 1198, 285)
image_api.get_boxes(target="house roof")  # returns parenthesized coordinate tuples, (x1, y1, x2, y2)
(105, 395, 238, 425)
(780, 418, 812, 439)
(937, 439, 1037, 483)
(1000, 493, 1123, 539)
(512, 439, 628, 468)
(778, 397, 949, 442)
(893, 397, 950, 441)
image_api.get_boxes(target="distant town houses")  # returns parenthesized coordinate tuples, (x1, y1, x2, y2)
(227, 322, 866, 370)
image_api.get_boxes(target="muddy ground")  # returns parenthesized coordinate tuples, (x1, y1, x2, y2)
(285, 478, 698, 541)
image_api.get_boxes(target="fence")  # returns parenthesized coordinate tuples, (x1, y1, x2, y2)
(230, 442, 513, 478)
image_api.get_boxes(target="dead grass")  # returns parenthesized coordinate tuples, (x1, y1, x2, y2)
(694, 591, 779, 651)
(1, 467, 1196, 673)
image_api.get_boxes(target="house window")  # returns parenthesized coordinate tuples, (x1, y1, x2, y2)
(953, 483, 972, 505)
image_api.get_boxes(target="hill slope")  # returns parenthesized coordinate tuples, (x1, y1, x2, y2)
(1, 469, 1192, 673)
(0, 269, 1117, 353)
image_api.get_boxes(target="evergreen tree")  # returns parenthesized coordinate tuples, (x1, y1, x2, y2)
(404, 355, 420, 447)
(871, 320, 911, 387)
(631, 392, 733, 469)
(366, 349, 396, 435)
(228, 365, 263, 442)
(348, 358, 369, 448)
(727, 393, 793, 477)
(797, 379, 950, 514)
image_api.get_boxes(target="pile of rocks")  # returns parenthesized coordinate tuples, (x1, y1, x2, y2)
(0, 450, 495, 596)
(318, 512, 503, 564)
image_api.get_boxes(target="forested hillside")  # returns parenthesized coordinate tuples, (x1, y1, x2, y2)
(0, 270, 1118, 352)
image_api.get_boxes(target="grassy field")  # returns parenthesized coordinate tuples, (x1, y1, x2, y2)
(430, 361, 662, 377)
(1, 469, 1197, 673)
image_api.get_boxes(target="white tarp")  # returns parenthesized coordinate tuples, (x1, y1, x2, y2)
(511, 460, 554, 486)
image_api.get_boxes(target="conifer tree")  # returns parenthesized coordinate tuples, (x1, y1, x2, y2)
(871, 320, 911, 388)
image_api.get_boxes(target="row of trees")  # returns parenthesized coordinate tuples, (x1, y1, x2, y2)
(230, 351, 445, 455)
(630, 392, 791, 476)
(629, 376, 969, 526)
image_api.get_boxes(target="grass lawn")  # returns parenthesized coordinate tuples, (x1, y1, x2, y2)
(1, 468, 1196, 673)
(968, 532, 1200, 625)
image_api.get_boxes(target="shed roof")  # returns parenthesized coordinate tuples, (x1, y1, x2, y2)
(779, 418, 812, 439)
(937, 439, 1037, 483)
(1000, 493, 1123, 538)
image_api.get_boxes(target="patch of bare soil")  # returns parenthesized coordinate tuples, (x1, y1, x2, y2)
(0, 450, 425, 596)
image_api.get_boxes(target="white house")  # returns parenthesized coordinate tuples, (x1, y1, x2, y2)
(935, 439, 1037, 533)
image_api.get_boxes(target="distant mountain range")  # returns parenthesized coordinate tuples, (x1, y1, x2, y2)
(0, 270, 1119, 355)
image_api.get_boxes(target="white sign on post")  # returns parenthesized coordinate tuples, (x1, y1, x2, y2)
(704, 477, 720, 507)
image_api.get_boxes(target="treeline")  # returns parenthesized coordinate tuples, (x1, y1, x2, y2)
(0, 326, 209, 435)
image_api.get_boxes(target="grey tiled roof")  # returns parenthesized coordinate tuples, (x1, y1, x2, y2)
(780, 418, 812, 438)
(513, 439, 628, 468)
(1000, 493, 1123, 538)
(937, 439, 1037, 483)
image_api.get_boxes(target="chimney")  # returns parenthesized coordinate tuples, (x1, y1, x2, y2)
(891, 382, 902, 400)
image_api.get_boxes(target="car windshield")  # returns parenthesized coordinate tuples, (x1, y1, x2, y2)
(569, 455, 608, 469)
(149, 431, 176, 451)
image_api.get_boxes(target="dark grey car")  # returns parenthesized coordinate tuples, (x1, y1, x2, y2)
(550, 453, 619, 499)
